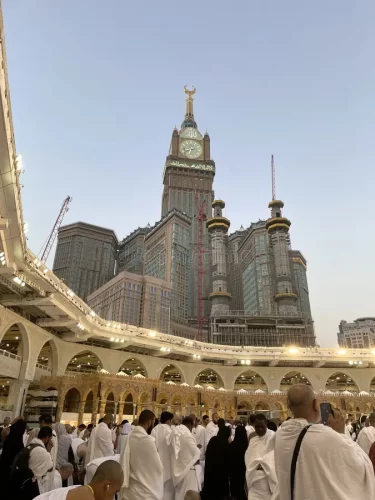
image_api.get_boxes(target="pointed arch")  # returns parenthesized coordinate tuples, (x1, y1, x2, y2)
(84, 390, 94, 414)
(105, 392, 115, 414)
(118, 358, 148, 378)
(36, 340, 57, 373)
(234, 370, 268, 391)
(325, 372, 359, 393)
(194, 368, 224, 389)
(160, 364, 184, 384)
(63, 388, 81, 413)
(280, 371, 312, 391)
(0, 322, 29, 361)
(65, 350, 103, 374)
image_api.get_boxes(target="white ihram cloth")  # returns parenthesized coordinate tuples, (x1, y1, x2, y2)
(151, 424, 174, 500)
(34, 486, 78, 500)
(85, 454, 120, 484)
(120, 425, 163, 500)
(53, 469, 62, 490)
(170, 425, 201, 500)
(246, 451, 276, 500)
(357, 426, 375, 455)
(192, 424, 205, 461)
(86, 422, 114, 464)
(272, 418, 375, 500)
(246, 424, 255, 438)
(29, 438, 54, 495)
(118, 423, 133, 455)
(71, 438, 84, 463)
(27, 428, 58, 490)
(204, 421, 218, 449)
(245, 429, 275, 500)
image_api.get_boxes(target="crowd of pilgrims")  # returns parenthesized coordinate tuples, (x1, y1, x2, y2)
(1, 385, 375, 499)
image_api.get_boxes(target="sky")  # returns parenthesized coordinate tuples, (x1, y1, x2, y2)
(2, 0, 375, 347)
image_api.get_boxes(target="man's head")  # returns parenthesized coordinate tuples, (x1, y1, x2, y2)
(254, 414, 268, 437)
(249, 414, 256, 426)
(172, 415, 182, 426)
(38, 425, 53, 446)
(287, 384, 320, 423)
(3, 417, 10, 427)
(59, 462, 74, 481)
(78, 424, 86, 431)
(65, 424, 73, 434)
(139, 410, 155, 434)
(369, 413, 375, 428)
(90, 460, 124, 500)
(195, 417, 201, 427)
(160, 411, 174, 426)
(182, 416, 194, 432)
(189, 414, 197, 426)
(212, 412, 219, 424)
(102, 414, 114, 428)
(39, 414, 53, 428)
(361, 415, 367, 425)
(87, 424, 94, 432)
(202, 415, 209, 427)
(229, 417, 235, 425)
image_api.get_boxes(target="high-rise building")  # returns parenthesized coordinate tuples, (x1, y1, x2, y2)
(209, 199, 315, 347)
(144, 209, 191, 324)
(87, 270, 171, 334)
(227, 227, 246, 311)
(161, 87, 214, 318)
(53, 222, 118, 301)
(338, 318, 375, 349)
(118, 226, 150, 275)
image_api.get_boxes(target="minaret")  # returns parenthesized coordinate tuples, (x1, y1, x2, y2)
(266, 156, 298, 316)
(207, 200, 231, 315)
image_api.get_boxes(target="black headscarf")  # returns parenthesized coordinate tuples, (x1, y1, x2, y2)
(0, 419, 26, 469)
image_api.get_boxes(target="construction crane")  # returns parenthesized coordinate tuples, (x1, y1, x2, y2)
(39, 196, 72, 263)
(195, 192, 207, 342)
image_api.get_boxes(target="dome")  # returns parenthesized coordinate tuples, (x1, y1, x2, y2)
(181, 118, 197, 129)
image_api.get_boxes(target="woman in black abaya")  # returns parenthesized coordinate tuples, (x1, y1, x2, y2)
(202, 423, 231, 500)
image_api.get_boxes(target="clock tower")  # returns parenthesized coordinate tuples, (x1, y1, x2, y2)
(162, 87, 215, 320)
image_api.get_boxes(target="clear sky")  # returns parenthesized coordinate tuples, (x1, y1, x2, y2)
(3, 1, 375, 346)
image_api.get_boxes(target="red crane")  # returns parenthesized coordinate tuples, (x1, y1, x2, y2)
(195, 192, 207, 342)
(40, 196, 72, 263)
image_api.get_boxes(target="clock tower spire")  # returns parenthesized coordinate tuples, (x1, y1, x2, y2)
(181, 85, 198, 129)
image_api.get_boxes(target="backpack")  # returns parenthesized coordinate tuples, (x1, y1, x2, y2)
(11, 443, 43, 475)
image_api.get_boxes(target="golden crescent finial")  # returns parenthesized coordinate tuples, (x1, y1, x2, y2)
(184, 85, 196, 97)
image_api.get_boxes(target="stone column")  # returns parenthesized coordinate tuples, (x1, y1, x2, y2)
(99, 401, 106, 418)
(117, 403, 124, 424)
(91, 395, 99, 424)
(132, 403, 137, 420)
(56, 393, 65, 423)
(7, 379, 30, 418)
(77, 401, 85, 425)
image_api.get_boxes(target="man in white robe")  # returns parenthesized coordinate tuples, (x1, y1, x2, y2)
(35, 460, 124, 500)
(86, 413, 114, 464)
(85, 454, 120, 484)
(151, 411, 174, 500)
(29, 426, 54, 495)
(53, 463, 73, 489)
(357, 412, 375, 455)
(204, 412, 219, 448)
(192, 416, 205, 461)
(273, 384, 375, 500)
(170, 416, 201, 500)
(120, 409, 163, 500)
(27, 413, 58, 491)
(245, 414, 275, 499)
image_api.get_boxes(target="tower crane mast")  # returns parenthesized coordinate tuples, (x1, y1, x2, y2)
(40, 196, 72, 263)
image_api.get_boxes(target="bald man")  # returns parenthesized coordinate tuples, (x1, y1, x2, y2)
(86, 414, 115, 464)
(273, 384, 375, 500)
(34, 460, 124, 500)
(357, 412, 375, 455)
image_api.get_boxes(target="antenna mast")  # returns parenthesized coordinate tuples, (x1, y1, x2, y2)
(40, 196, 72, 263)
(271, 154, 276, 201)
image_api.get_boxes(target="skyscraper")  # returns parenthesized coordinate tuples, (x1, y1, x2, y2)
(53, 222, 118, 300)
(161, 87, 214, 319)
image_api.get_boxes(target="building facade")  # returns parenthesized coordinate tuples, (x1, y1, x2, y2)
(87, 270, 172, 334)
(161, 87, 214, 319)
(53, 222, 118, 301)
(144, 210, 191, 324)
(118, 226, 150, 275)
(338, 318, 375, 349)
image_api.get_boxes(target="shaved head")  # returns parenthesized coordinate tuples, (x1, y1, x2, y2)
(287, 384, 319, 421)
(92, 460, 124, 484)
(103, 413, 114, 425)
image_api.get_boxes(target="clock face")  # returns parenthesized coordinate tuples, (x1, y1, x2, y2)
(179, 140, 203, 159)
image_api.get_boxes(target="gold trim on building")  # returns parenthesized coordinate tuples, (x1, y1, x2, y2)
(267, 223, 290, 232)
(275, 292, 298, 301)
(268, 200, 285, 208)
(212, 199, 225, 208)
(209, 291, 232, 299)
(292, 257, 307, 269)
